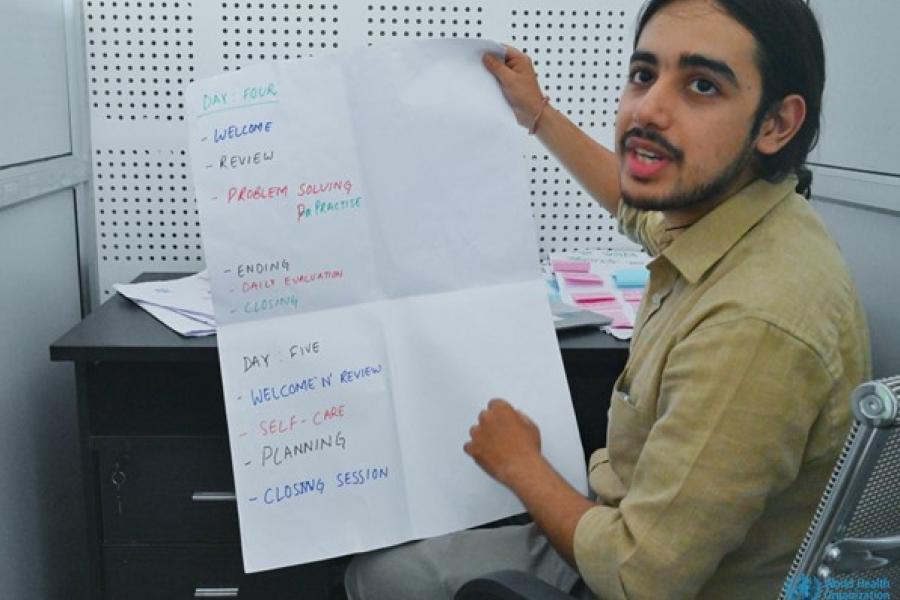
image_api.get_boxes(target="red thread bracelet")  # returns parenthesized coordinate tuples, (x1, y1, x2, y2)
(528, 96, 551, 135)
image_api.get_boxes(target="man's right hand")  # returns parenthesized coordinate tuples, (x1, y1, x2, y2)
(483, 46, 547, 130)
(484, 45, 623, 215)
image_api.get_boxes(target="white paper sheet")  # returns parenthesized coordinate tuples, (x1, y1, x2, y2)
(133, 301, 215, 337)
(188, 39, 586, 572)
(115, 271, 216, 336)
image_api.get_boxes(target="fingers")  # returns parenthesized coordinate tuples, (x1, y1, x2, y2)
(487, 397, 510, 410)
(483, 47, 531, 76)
(503, 45, 528, 62)
(468, 399, 530, 442)
(482, 52, 507, 80)
(464, 399, 542, 465)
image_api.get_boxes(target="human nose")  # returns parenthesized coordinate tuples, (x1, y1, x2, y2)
(630, 79, 674, 131)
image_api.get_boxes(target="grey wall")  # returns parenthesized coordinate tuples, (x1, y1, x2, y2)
(813, 199, 900, 379)
(808, 0, 900, 179)
(0, 0, 92, 598)
(0, 0, 72, 166)
(808, 0, 899, 379)
(0, 191, 86, 599)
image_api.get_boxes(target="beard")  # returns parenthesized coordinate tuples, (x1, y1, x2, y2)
(620, 134, 756, 213)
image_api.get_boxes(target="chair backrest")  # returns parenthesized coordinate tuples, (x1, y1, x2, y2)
(780, 375, 900, 600)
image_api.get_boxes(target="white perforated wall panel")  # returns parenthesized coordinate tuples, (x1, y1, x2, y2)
(83, 0, 642, 298)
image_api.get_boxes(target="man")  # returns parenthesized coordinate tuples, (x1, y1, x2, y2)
(345, 0, 871, 598)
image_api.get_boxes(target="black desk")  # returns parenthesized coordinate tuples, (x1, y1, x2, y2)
(51, 273, 628, 600)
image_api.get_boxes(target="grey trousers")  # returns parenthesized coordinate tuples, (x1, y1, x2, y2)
(344, 522, 591, 600)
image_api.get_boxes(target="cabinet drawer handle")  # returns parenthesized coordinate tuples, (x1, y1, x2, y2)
(194, 587, 239, 598)
(191, 491, 236, 503)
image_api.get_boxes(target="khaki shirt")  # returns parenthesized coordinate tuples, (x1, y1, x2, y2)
(573, 177, 871, 599)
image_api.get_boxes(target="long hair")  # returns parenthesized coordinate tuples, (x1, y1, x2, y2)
(635, 0, 825, 196)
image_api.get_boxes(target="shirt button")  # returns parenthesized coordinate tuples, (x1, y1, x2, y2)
(651, 293, 663, 308)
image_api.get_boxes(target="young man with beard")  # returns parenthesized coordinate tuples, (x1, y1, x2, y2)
(345, 0, 871, 598)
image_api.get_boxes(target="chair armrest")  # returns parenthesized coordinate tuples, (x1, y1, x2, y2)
(455, 570, 574, 600)
(822, 535, 900, 576)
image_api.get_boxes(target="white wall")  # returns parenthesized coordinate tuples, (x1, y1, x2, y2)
(0, 0, 92, 598)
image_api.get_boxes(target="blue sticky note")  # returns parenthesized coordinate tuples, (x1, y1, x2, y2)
(546, 274, 561, 302)
(613, 267, 649, 289)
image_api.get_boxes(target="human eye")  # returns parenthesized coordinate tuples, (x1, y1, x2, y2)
(688, 77, 719, 96)
(628, 67, 654, 86)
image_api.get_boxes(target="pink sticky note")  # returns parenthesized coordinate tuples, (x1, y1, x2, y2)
(622, 291, 644, 302)
(577, 301, 621, 314)
(571, 291, 616, 304)
(562, 272, 604, 285)
(552, 259, 591, 273)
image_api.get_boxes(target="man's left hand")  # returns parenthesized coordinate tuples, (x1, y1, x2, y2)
(464, 398, 543, 487)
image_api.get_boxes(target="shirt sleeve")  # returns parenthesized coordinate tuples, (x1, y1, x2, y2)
(588, 448, 627, 507)
(616, 200, 666, 256)
(573, 317, 835, 599)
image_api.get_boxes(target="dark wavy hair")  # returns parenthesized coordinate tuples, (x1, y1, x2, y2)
(635, 0, 825, 197)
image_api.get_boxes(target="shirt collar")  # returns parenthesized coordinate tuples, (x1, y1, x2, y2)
(660, 176, 798, 284)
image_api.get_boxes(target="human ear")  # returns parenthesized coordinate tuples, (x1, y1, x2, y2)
(754, 94, 807, 156)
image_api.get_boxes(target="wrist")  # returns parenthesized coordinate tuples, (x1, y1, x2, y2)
(528, 96, 551, 135)
(499, 451, 551, 491)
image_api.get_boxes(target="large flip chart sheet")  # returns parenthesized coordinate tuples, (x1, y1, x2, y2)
(187, 39, 586, 573)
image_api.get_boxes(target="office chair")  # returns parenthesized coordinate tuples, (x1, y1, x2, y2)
(455, 375, 900, 600)
(779, 374, 900, 599)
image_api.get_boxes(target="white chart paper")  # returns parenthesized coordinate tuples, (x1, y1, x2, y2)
(187, 39, 586, 572)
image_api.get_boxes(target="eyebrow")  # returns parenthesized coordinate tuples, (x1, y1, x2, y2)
(679, 54, 739, 87)
(629, 50, 740, 88)
(630, 50, 657, 66)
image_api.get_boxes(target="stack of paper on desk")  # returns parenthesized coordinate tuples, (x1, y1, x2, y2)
(114, 271, 216, 337)
(550, 250, 650, 340)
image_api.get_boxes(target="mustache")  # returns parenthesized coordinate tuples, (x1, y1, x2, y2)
(620, 128, 684, 162)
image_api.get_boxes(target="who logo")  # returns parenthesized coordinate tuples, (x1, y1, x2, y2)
(785, 574, 823, 600)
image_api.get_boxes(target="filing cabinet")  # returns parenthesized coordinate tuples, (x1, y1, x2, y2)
(51, 282, 337, 599)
